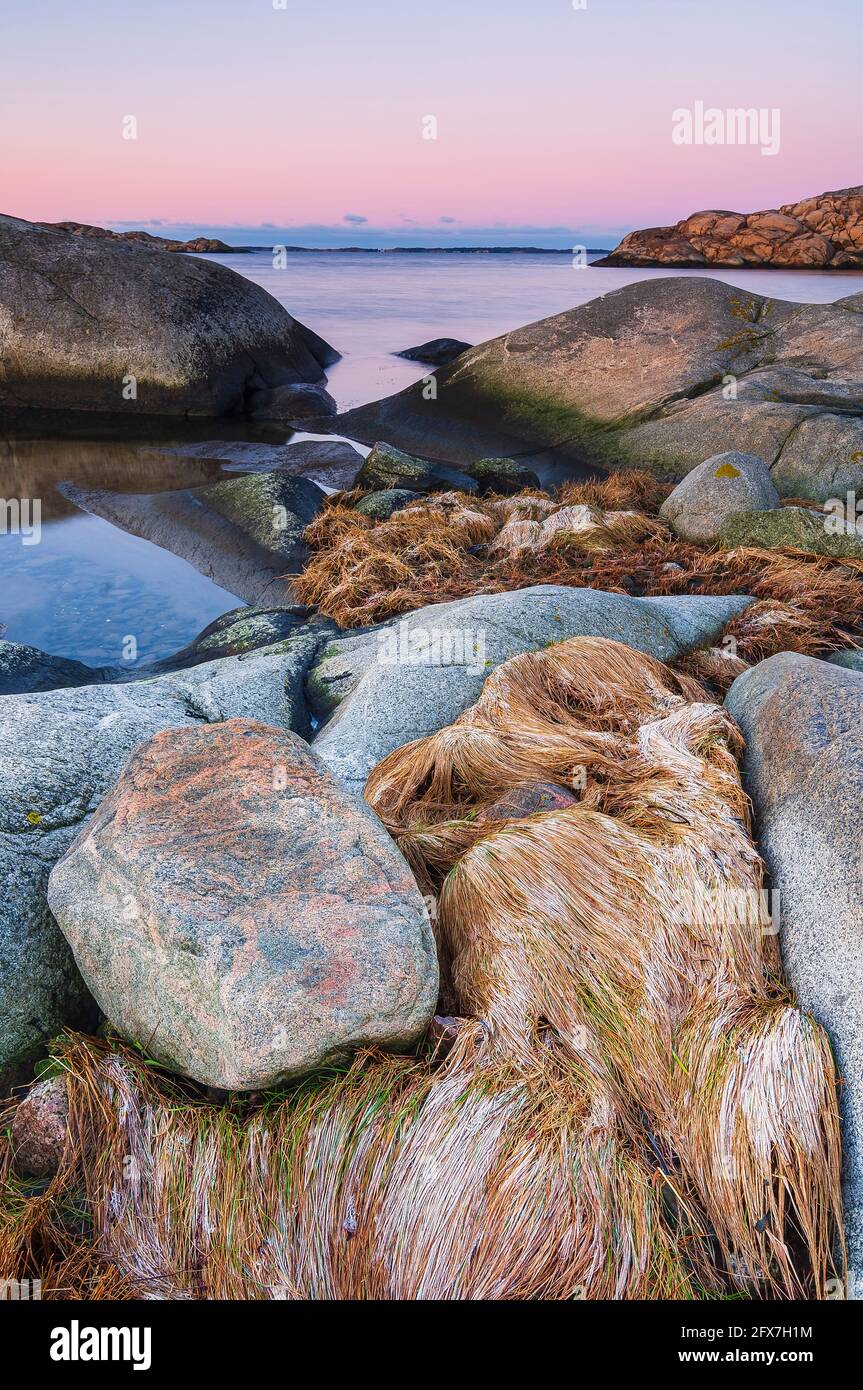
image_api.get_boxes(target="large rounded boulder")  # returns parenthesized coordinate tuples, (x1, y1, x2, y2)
(659, 451, 779, 543)
(46, 719, 437, 1090)
(0, 214, 338, 420)
(726, 653, 863, 1297)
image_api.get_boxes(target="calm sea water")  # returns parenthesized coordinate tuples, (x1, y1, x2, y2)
(3, 252, 861, 667)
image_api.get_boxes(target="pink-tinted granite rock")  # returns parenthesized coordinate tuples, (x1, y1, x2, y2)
(46, 720, 437, 1091)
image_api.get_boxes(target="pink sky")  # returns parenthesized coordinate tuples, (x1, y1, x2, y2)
(2, 0, 859, 239)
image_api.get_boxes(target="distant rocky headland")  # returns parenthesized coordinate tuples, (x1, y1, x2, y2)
(35, 220, 238, 253)
(595, 186, 863, 270)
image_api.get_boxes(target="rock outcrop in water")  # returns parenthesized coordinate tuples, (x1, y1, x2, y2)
(36, 220, 238, 253)
(0, 214, 338, 420)
(61, 471, 325, 606)
(595, 187, 863, 269)
(395, 337, 472, 366)
(325, 277, 863, 498)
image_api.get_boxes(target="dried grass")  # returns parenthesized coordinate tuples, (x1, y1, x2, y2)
(294, 479, 863, 669)
(1, 638, 844, 1300)
(366, 637, 845, 1297)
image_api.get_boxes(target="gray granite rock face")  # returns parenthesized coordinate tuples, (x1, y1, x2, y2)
(310, 585, 753, 796)
(726, 653, 863, 1297)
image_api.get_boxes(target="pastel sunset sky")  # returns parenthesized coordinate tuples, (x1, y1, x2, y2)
(2, 0, 859, 246)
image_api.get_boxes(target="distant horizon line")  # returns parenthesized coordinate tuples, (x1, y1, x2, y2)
(101, 220, 624, 252)
(197, 244, 614, 255)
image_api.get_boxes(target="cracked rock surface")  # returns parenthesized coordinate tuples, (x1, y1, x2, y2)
(596, 186, 863, 270)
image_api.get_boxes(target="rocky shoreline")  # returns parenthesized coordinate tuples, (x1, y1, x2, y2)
(595, 185, 863, 270)
(1, 213, 862, 1300)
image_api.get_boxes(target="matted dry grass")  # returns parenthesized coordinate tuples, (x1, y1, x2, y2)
(293, 474, 863, 680)
(0, 639, 844, 1300)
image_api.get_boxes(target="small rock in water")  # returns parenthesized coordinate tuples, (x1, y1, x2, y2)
(395, 338, 472, 366)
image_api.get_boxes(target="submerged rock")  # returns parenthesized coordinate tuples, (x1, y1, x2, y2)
(595, 186, 863, 269)
(161, 438, 365, 491)
(659, 451, 779, 543)
(0, 214, 338, 421)
(395, 338, 472, 366)
(0, 640, 102, 695)
(61, 471, 325, 606)
(47, 720, 437, 1090)
(725, 654, 863, 1298)
(323, 278, 863, 499)
(0, 634, 327, 1088)
(720, 504, 863, 560)
(310, 584, 753, 795)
